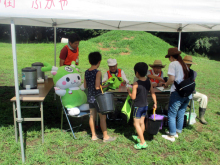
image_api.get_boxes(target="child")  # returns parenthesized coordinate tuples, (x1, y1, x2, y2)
(127, 62, 157, 149)
(84, 52, 116, 142)
(147, 60, 166, 87)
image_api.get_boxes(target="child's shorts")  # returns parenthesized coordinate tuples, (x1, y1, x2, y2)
(133, 106, 148, 119)
(89, 101, 99, 111)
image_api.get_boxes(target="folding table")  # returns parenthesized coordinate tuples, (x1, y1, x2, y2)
(10, 78, 54, 143)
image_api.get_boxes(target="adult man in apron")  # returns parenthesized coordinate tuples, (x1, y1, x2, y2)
(102, 59, 129, 86)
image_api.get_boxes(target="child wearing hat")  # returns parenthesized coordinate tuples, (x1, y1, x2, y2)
(102, 58, 129, 85)
(147, 60, 166, 88)
(183, 55, 208, 124)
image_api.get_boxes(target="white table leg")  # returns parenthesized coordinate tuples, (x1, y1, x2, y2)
(40, 102, 44, 143)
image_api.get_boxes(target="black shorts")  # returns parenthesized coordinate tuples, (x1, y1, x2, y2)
(89, 101, 99, 111)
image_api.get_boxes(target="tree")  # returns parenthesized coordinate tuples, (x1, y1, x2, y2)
(149, 31, 220, 58)
(0, 24, 109, 43)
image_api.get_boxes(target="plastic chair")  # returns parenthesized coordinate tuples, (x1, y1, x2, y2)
(60, 97, 90, 139)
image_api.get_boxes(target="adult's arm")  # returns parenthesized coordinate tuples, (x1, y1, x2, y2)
(147, 71, 165, 82)
(102, 72, 108, 83)
(158, 71, 165, 86)
(164, 62, 175, 88)
(164, 75, 175, 88)
(121, 70, 129, 84)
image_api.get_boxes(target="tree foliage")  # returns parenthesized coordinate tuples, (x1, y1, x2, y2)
(149, 31, 220, 57)
(0, 25, 109, 43)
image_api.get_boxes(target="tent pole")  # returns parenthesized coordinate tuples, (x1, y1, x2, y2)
(54, 27, 57, 66)
(178, 31, 181, 50)
(11, 20, 25, 163)
(53, 25, 57, 100)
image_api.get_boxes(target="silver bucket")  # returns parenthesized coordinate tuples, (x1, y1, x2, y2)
(95, 92, 115, 114)
(21, 67, 37, 89)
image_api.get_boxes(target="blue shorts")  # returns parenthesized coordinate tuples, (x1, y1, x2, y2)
(133, 106, 148, 119)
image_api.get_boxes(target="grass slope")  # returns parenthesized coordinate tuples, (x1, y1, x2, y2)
(0, 30, 220, 164)
(0, 30, 180, 86)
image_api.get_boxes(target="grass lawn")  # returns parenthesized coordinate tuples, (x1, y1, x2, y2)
(0, 30, 220, 164)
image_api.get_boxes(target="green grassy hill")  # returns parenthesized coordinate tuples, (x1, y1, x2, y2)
(1, 30, 184, 86)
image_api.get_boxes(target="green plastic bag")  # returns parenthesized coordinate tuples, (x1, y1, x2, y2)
(102, 74, 123, 92)
(121, 88, 133, 122)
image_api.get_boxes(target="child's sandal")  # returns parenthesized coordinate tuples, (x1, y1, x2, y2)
(134, 142, 148, 149)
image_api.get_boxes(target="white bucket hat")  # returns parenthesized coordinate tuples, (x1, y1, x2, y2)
(107, 59, 117, 66)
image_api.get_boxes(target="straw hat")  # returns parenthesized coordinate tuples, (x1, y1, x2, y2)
(183, 55, 197, 65)
(107, 59, 117, 66)
(165, 47, 181, 58)
(149, 60, 166, 68)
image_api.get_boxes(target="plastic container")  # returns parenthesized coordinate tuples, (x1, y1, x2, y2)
(19, 89, 39, 95)
(185, 112, 197, 125)
(95, 92, 115, 114)
(61, 38, 68, 43)
(146, 114, 164, 135)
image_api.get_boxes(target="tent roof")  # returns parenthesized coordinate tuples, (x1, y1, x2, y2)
(0, 0, 220, 32)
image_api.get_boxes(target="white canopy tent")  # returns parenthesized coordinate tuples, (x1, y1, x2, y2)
(1, 0, 220, 31)
(1, 0, 220, 162)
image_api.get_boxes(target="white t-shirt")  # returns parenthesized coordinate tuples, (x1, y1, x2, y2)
(147, 69, 164, 83)
(168, 61, 192, 99)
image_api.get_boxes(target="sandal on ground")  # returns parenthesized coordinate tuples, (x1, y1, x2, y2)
(134, 142, 148, 149)
(162, 135, 175, 142)
(91, 134, 103, 141)
(132, 135, 141, 143)
(103, 136, 116, 142)
(165, 131, 178, 138)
